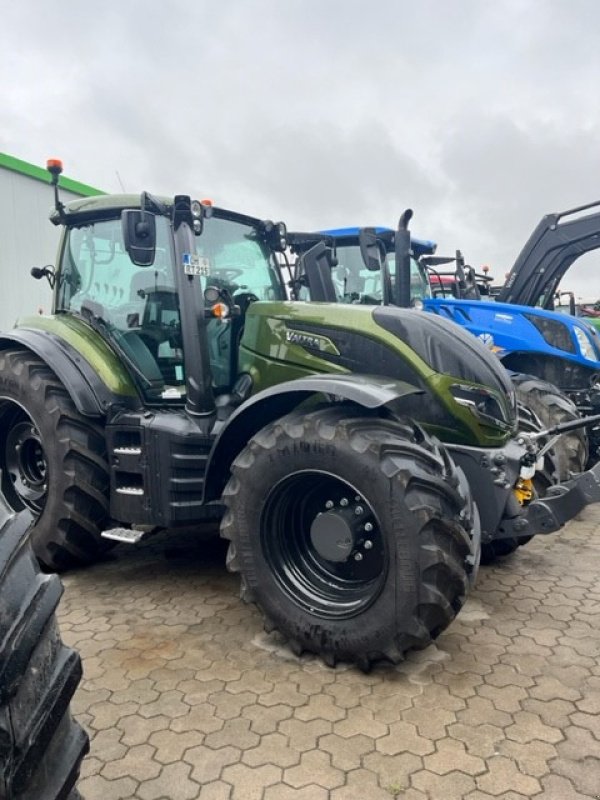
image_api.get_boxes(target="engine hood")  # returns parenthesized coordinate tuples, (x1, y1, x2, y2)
(373, 306, 516, 396)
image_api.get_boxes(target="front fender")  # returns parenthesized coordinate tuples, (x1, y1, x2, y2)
(203, 373, 422, 501)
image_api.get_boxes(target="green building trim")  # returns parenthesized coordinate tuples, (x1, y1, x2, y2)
(0, 152, 104, 197)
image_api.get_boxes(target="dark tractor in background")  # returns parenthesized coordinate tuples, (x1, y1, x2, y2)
(1, 162, 600, 669)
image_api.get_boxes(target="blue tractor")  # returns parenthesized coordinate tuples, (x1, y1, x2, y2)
(422, 204, 600, 473)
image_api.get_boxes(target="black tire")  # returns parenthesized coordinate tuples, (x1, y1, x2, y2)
(0, 502, 89, 799)
(480, 537, 523, 564)
(512, 373, 588, 480)
(221, 406, 479, 670)
(0, 348, 112, 571)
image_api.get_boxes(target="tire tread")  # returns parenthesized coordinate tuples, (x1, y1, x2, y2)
(0, 508, 88, 799)
(222, 406, 477, 670)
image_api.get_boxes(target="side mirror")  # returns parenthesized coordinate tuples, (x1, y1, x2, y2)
(359, 228, 385, 271)
(122, 209, 156, 267)
(296, 243, 338, 302)
(30, 265, 56, 288)
(262, 220, 288, 253)
(360, 228, 392, 305)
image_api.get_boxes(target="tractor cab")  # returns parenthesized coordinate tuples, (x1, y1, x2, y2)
(49, 194, 287, 406)
(287, 225, 435, 306)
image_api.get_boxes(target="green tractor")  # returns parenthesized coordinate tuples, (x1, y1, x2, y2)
(1, 161, 600, 669)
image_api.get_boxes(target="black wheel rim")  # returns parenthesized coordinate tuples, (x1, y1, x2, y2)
(1, 406, 48, 513)
(261, 471, 387, 619)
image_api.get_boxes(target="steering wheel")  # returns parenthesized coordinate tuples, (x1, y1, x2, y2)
(211, 268, 245, 281)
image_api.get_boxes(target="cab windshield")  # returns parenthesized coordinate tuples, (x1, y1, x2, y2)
(197, 215, 284, 302)
(195, 214, 285, 389)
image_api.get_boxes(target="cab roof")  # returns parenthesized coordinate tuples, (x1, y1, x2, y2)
(51, 193, 265, 230)
(289, 226, 437, 258)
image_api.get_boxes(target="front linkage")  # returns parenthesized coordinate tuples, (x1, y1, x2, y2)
(493, 413, 600, 540)
(444, 409, 600, 553)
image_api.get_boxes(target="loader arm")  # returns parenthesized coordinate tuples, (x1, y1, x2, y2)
(498, 201, 600, 307)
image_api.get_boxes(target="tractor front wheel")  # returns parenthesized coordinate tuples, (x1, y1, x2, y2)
(221, 406, 479, 670)
(512, 373, 587, 479)
(0, 349, 112, 571)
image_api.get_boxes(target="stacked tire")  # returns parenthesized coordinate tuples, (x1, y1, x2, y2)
(0, 498, 88, 799)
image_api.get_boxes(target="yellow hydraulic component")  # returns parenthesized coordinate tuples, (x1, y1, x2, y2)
(514, 477, 533, 505)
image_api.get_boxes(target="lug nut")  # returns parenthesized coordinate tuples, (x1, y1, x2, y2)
(340, 498, 349, 507)
(355, 506, 364, 515)
(354, 552, 363, 561)
(364, 540, 373, 550)
(325, 500, 334, 509)
(364, 522, 373, 532)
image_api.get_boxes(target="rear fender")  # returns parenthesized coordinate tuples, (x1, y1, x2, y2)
(203, 374, 422, 501)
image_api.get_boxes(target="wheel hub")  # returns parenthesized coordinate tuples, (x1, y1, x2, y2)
(4, 417, 47, 512)
(310, 509, 356, 562)
(261, 474, 386, 619)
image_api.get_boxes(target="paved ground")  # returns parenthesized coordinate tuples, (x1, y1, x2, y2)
(59, 508, 600, 800)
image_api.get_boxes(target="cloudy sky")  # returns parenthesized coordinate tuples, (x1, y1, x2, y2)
(3, 0, 600, 298)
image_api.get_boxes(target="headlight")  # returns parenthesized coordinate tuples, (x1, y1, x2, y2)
(450, 383, 513, 430)
(190, 200, 203, 219)
(573, 326, 597, 360)
(524, 314, 576, 353)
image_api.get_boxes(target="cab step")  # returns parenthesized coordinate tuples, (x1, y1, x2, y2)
(101, 527, 149, 544)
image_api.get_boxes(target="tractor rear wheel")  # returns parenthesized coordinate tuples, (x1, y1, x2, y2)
(0, 503, 89, 799)
(0, 349, 112, 571)
(512, 373, 587, 479)
(221, 406, 479, 670)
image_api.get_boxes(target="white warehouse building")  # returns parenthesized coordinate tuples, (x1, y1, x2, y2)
(0, 153, 102, 330)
